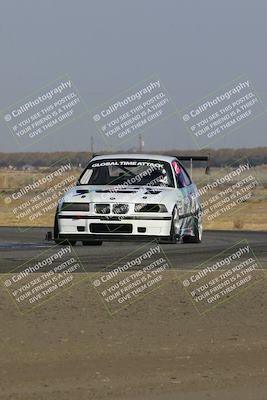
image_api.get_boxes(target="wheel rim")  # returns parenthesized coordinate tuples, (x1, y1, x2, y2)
(197, 216, 203, 241)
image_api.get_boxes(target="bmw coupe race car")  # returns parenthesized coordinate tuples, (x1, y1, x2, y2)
(54, 154, 205, 246)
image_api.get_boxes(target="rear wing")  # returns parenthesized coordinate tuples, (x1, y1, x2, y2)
(176, 156, 209, 161)
(174, 155, 210, 179)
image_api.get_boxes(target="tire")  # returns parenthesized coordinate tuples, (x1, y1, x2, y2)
(82, 240, 103, 246)
(160, 206, 180, 244)
(53, 212, 59, 242)
(183, 215, 202, 244)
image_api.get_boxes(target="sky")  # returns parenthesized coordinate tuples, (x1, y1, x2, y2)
(0, 0, 266, 153)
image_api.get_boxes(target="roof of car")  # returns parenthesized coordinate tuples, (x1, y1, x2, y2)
(91, 153, 176, 163)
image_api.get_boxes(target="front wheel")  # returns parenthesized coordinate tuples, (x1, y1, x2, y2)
(53, 212, 59, 242)
(159, 206, 180, 244)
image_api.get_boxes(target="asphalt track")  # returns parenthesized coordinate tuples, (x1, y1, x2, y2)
(0, 227, 266, 273)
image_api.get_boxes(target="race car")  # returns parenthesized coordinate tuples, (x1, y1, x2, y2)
(54, 154, 204, 246)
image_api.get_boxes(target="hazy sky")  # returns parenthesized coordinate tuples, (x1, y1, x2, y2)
(0, 0, 266, 152)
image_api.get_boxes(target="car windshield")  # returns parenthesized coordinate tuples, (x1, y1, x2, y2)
(79, 159, 175, 187)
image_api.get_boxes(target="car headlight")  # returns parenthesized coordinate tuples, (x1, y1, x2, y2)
(134, 203, 168, 213)
(60, 202, 90, 212)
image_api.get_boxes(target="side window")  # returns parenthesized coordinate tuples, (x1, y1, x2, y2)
(172, 161, 192, 187)
(180, 165, 192, 186)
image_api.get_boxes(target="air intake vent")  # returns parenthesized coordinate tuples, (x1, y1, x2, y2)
(90, 223, 132, 233)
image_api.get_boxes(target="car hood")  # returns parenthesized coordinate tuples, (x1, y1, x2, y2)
(61, 185, 180, 205)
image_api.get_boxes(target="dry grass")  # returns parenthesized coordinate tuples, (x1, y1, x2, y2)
(0, 167, 267, 230)
(203, 199, 267, 231)
(0, 168, 80, 227)
(232, 217, 245, 230)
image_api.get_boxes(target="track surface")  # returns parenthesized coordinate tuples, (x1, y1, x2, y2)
(0, 227, 266, 272)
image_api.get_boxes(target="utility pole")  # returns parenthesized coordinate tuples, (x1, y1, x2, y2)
(190, 157, 193, 180)
(139, 134, 144, 152)
(90, 136, 94, 155)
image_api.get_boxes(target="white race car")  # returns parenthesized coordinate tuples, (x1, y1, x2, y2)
(54, 154, 204, 246)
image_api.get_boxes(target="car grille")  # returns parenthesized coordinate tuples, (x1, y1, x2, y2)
(112, 204, 129, 214)
(95, 204, 110, 214)
(95, 203, 129, 215)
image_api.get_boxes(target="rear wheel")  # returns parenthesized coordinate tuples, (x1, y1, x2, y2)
(183, 215, 202, 243)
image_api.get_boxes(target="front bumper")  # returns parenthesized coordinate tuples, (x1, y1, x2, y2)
(58, 213, 172, 238)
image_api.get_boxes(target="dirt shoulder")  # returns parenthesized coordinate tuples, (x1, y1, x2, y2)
(1, 271, 267, 400)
